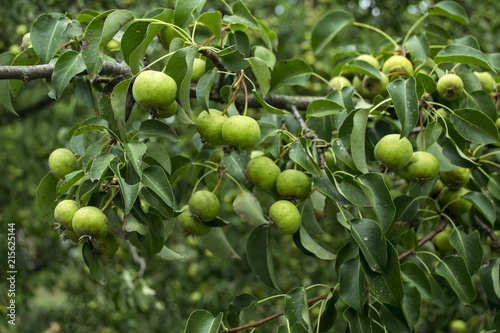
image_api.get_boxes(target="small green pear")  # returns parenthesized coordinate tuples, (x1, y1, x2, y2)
(92, 231, 120, 255)
(246, 156, 281, 190)
(438, 187, 472, 215)
(374, 134, 413, 171)
(361, 71, 389, 98)
(399, 151, 439, 184)
(54, 200, 80, 230)
(382, 55, 414, 75)
(474, 71, 495, 92)
(329, 76, 351, 90)
(72, 206, 109, 239)
(133, 70, 177, 110)
(269, 200, 301, 235)
(188, 190, 220, 222)
(440, 168, 470, 190)
(191, 58, 206, 83)
(48, 148, 79, 180)
(196, 109, 228, 145)
(437, 73, 463, 101)
(178, 210, 211, 236)
(276, 170, 311, 199)
(356, 54, 379, 69)
(157, 100, 178, 118)
(221, 115, 261, 150)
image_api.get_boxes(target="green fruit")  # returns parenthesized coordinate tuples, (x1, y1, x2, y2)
(352, 75, 363, 92)
(325, 151, 335, 169)
(448, 319, 467, 333)
(48, 148, 79, 180)
(188, 190, 220, 222)
(221, 115, 261, 150)
(400, 151, 439, 184)
(72, 206, 109, 239)
(435, 107, 449, 119)
(438, 187, 472, 215)
(433, 228, 454, 252)
(496, 117, 500, 131)
(21, 33, 31, 49)
(132, 70, 177, 111)
(15, 24, 28, 36)
(361, 71, 389, 98)
(9, 44, 21, 55)
(157, 100, 178, 118)
(356, 54, 379, 69)
(191, 58, 206, 82)
(382, 55, 414, 75)
(92, 231, 120, 255)
(440, 168, 470, 190)
(246, 156, 281, 190)
(178, 210, 211, 236)
(430, 179, 444, 197)
(54, 200, 80, 230)
(269, 200, 301, 235)
(474, 71, 495, 92)
(374, 134, 413, 171)
(276, 169, 311, 199)
(437, 73, 463, 101)
(329, 76, 351, 90)
(105, 39, 120, 51)
(159, 25, 184, 50)
(62, 229, 80, 243)
(196, 109, 228, 145)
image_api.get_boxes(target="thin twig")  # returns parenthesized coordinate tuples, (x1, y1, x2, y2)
(474, 216, 500, 250)
(398, 219, 448, 261)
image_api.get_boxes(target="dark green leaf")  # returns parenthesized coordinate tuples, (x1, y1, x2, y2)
(82, 242, 109, 286)
(415, 72, 437, 97)
(138, 119, 179, 142)
(73, 116, 109, 136)
(350, 108, 369, 173)
(142, 166, 175, 208)
(221, 151, 251, 186)
(428, 1, 469, 26)
(124, 141, 147, 177)
(89, 153, 116, 181)
(306, 99, 345, 118)
(479, 258, 500, 304)
(343, 60, 381, 79)
(109, 160, 141, 214)
(450, 108, 499, 144)
(223, 1, 259, 29)
(467, 91, 497, 121)
(31, 14, 72, 64)
(289, 139, 321, 176)
(351, 219, 386, 273)
(128, 22, 165, 74)
(146, 139, 172, 174)
(463, 191, 496, 225)
(110, 78, 132, 142)
(449, 226, 483, 274)
(294, 227, 336, 260)
(339, 258, 368, 313)
(246, 224, 279, 290)
(36, 173, 59, 225)
(316, 290, 339, 332)
(379, 303, 411, 333)
(251, 90, 288, 114)
(386, 77, 419, 137)
(196, 68, 217, 111)
(343, 307, 371, 333)
(402, 282, 421, 329)
(311, 10, 354, 53)
(435, 255, 476, 304)
(435, 45, 496, 72)
(137, 212, 165, 256)
(184, 310, 222, 333)
(121, 21, 149, 66)
(270, 58, 313, 90)
(9, 48, 39, 97)
(227, 293, 258, 328)
(216, 47, 250, 72)
(52, 50, 86, 99)
(57, 171, 84, 198)
(232, 190, 268, 225)
(200, 227, 240, 259)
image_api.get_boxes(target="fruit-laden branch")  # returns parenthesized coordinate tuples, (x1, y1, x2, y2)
(398, 219, 448, 261)
(0, 61, 131, 82)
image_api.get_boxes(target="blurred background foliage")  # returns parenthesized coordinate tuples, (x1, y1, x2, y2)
(1, 0, 499, 332)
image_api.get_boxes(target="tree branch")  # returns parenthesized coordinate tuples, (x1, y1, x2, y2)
(398, 219, 448, 261)
(474, 216, 500, 250)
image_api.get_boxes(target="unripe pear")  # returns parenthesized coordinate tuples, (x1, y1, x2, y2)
(54, 199, 80, 230)
(440, 168, 470, 190)
(356, 54, 379, 69)
(276, 169, 311, 199)
(382, 55, 414, 75)
(157, 101, 178, 118)
(62, 229, 80, 243)
(437, 73, 463, 101)
(474, 71, 495, 92)
(399, 151, 439, 184)
(72, 206, 109, 239)
(92, 231, 120, 255)
(196, 109, 228, 145)
(433, 227, 454, 252)
(221, 115, 261, 150)
(352, 75, 363, 92)
(329, 76, 351, 90)
(191, 58, 206, 83)
(188, 190, 220, 222)
(361, 71, 389, 98)
(48, 148, 79, 180)
(132, 70, 177, 110)
(448, 319, 467, 333)
(374, 134, 413, 171)
(21, 33, 31, 49)
(269, 200, 301, 235)
(438, 187, 472, 215)
(246, 156, 281, 190)
(178, 210, 211, 236)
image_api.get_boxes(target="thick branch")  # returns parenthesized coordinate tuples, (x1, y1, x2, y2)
(0, 61, 131, 82)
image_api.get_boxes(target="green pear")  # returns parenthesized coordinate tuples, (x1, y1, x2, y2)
(188, 190, 220, 222)
(276, 170, 311, 199)
(246, 156, 281, 190)
(399, 151, 439, 184)
(374, 134, 413, 171)
(440, 168, 470, 190)
(48, 148, 79, 180)
(221, 115, 261, 150)
(132, 70, 177, 110)
(178, 210, 211, 236)
(196, 109, 228, 145)
(269, 200, 301, 235)
(437, 73, 463, 101)
(72, 206, 109, 239)
(382, 55, 413, 75)
(54, 200, 80, 230)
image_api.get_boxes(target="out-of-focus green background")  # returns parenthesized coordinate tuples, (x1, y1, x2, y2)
(1, 1, 499, 332)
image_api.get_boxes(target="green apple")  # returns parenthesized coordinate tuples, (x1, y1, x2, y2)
(178, 210, 211, 236)
(361, 71, 389, 98)
(196, 109, 228, 145)
(356, 54, 379, 69)
(400, 151, 439, 184)
(382, 55, 414, 75)
(188, 190, 220, 222)
(54, 200, 80, 230)
(269, 200, 301, 235)
(474, 71, 495, 92)
(48, 148, 79, 180)
(329, 76, 351, 90)
(132, 70, 177, 110)
(437, 73, 463, 101)
(191, 58, 206, 83)
(72, 206, 109, 239)
(246, 156, 281, 190)
(276, 169, 311, 199)
(221, 115, 261, 150)
(157, 100, 178, 118)
(374, 134, 413, 171)
(438, 187, 472, 215)
(440, 168, 470, 190)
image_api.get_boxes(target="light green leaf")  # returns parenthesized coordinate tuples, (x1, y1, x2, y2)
(36, 173, 59, 225)
(124, 141, 147, 178)
(249, 57, 271, 96)
(405, 33, 430, 63)
(428, 1, 469, 26)
(196, 68, 217, 111)
(221, 151, 251, 186)
(251, 90, 288, 114)
(184, 310, 222, 333)
(342, 59, 381, 79)
(110, 78, 132, 142)
(52, 50, 86, 99)
(270, 58, 313, 90)
(311, 10, 354, 53)
(138, 119, 179, 142)
(197, 11, 222, 41)
(450, 108, 499, 144)
(294, 227, 336, 260)
(306, 99, 345, 118)
(232, 190, 268, 225)
(386, 77, 419, 137)
(73, 116, 109, 136)
(435, 45, 496, 72)
(350, 108, 369, 173)
(350, 218, 387, 273)
(89, 153, 116, 181)
(223, 1, 260, 29)
(435, 255, 476, 304)
(199, 227, 240, 259)
(31, 13, 72, 64)
(156, 245, 183, 261)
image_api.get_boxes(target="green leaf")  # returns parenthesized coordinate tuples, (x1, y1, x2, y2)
(253, 46, 276, 69)
(405, 33, 430, 63)
(415, 72, 437, 97)
(138, 119, 179, 142)
(339, 258, 368, 313)
(0, 53, 15, 114)
(313, 169, 348, 204)
(311, 10, 354, 53)
(73, 116, 109, 136)
(184, 310, 222, 333)
(270, 58, 313, 90)
(216, 47, 250, 72)
(284, 287, 311, 331)
(355, 173, 396, 233)
(82, 242, 109, 286)
(450, 108, 499, 144)
(435, 255, 476, 304)
(449, 226, 483, 275)
(89, 153, 116, 181)
(402, 282, 421, 329)
(124, 141, 147, 177)
(428, 1, 469, 26)
(465, 191, 496, 225)
(251, 90, 288, 114)
(52, 50, 86, 99)
(393, 196, 419, 224)
(200, 227, 240, 259)
(196, 68, 217, 111)
(110, 78, 132, 142)
(379, 303, 411, 333)
(315, 290, 339, 333)
(342, 60, 381, 79)
(221, 151, 251, 186)
(294, 227, 336, 260)
(467, 91, 497, 121)
(487, 172, 500, 201)
(386, 77, 419, 137)
(198, 11, 222, 41)
(249, 57, 271, 96)
(146, 139, 171, 174)
(109, 160, 141, 214)
(57, 171, 85, 199)
(142, 166, 175, 209)
(435, 45, 496, 72)
(82, 142, 106, 171)
(31, 13, 72, 64)
(128, 22, 165, 74)
(121, 21, 149, 66)
(232, 190, 268, 225)
(361, 242, 404, 306)
(343, 307, 371, 333)
(350, 219, 387, 273)
(156, 245, 183, 261)
(138, 212, 165, 256)
(479, 258, 500, 305)
(289, 139, 321, 176)
(179, 46, 199, 115)
(227, 293, 258, 328)
(350, 108, 369, 173)
(36, 173, 59, 225)
(246, 224, 279, 290)
(223, 1, 259, 29)
(82, 10, 134, 80)
(306, 99, 345, 118)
